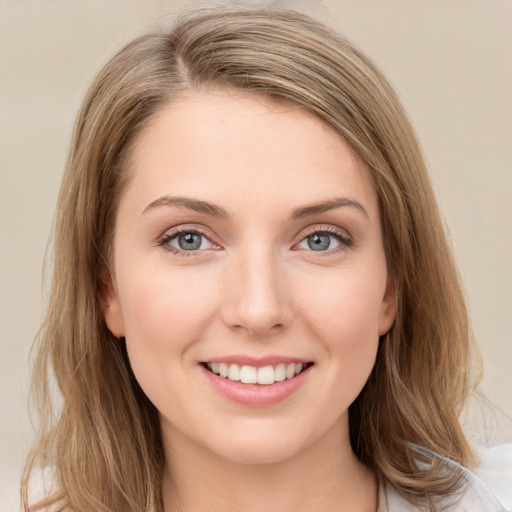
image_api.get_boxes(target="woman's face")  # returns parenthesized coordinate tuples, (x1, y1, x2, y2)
(103, 91, 396, 464)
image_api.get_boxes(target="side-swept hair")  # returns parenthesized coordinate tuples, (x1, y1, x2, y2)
(22, 6, 478, 511)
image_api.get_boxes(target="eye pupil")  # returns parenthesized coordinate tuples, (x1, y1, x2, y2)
(178, 232, 202, 250)
(307, 233, 330, 251)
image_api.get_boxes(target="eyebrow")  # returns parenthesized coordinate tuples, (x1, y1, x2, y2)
(290, 197, 369, 220)
(142, 195, 368, 220)
(142, 196, 230, 218)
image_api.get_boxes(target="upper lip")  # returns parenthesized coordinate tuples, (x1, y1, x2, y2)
(201, 355, 313, 367)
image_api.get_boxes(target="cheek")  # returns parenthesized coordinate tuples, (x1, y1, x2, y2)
(117, 264, 220, 366)
(298, 268, 386, 339)
(294, 266, 384, 382)
(117, 264, 223, 415)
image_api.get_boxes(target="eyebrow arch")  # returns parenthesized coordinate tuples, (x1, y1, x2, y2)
(142, 195, 230, 218)
(142, 195, 368, 221)
(290, 197, 369, 219)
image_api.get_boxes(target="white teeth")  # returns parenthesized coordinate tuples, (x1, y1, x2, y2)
(206, 362, 309, 385)
(228, 364, 240, 381)
(240, 365, 257, 384)
(219, 363, 228, 378)
(274, 363, 286, 382)
(257, 365, 275, 385)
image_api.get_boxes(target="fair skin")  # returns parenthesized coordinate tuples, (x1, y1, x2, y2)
(103, 90, 396, 512)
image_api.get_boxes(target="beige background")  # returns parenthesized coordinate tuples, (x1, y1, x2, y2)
(1, 0, 511, 509)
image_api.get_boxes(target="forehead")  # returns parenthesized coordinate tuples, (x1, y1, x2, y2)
(123, 90, 378, 219)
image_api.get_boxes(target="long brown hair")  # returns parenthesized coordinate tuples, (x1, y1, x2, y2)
(22, 6, 479, 511)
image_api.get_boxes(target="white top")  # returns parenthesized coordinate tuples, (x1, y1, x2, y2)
(378, 448, 507, 511)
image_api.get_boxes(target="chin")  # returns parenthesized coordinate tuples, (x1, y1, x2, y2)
(217, 441, 301, 465)
(205, 423, 317, 466)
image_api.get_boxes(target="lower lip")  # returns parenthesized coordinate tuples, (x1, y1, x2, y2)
(200, 364, 313, 407)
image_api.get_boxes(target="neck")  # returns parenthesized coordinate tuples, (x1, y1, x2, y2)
(161, 416, 378, 512)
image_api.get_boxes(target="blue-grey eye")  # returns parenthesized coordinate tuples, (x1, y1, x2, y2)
(166, 231, 216, 252)
(308, 233, 330, 251)
(177, 232, 202, 250)
(297, 232, 342, 252)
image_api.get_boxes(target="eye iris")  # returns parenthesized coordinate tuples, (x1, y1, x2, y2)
(307, 233, 330, 251)
(178, 232, 202, 250)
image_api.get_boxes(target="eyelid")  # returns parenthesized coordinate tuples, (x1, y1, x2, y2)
(292, 224, 354, 252)
(157, 224, 222, 256)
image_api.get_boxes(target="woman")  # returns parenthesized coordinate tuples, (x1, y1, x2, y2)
(21, 6, 506, 512)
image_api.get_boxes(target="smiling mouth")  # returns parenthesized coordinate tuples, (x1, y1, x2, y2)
(201, 362, 314, 385)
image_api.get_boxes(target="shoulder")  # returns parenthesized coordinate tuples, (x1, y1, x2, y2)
(379, 475, 507, 512)
(378, 447, 508, 512)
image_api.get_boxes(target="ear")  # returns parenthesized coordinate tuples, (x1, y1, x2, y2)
(98, 263, 125, 338)
(378, 275, 397, 336)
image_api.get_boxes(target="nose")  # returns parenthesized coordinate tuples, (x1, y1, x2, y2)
(221, 247, 292, 338)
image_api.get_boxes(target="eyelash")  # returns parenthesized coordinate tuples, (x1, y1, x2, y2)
(157, 226, 217, 257)
(297, 225, 354, 254)
(157, 225, 353, 257)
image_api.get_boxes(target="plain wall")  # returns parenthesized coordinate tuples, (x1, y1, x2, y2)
(1, 1, 511, 509)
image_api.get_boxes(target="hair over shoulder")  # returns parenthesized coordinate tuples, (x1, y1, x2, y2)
(22, 6, 480, 511)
